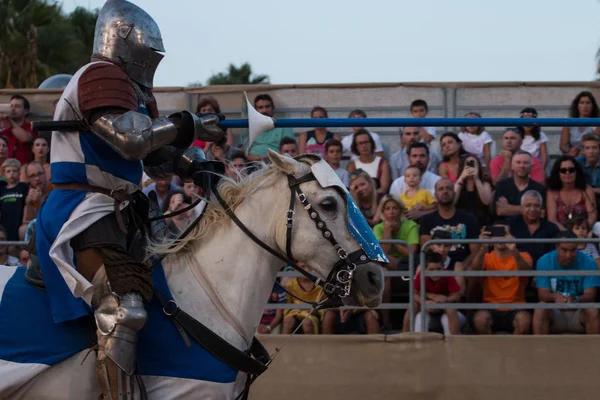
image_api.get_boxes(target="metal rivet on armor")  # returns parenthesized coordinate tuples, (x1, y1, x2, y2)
(360, 255, 367, 261)
(324, 231, 331, 238)
(311, 212, 317, 219)
(317, 222, 324, 228)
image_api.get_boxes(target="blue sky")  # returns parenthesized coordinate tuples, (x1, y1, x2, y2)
(61, 0, 600, 87)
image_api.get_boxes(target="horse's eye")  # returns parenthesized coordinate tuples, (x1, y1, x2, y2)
(320, 197, 338, 213)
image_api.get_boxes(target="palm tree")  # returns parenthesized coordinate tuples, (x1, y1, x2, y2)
(0, 0, 59, 88)
(0, 1, 98, 89)
(207, 62, 270, 85)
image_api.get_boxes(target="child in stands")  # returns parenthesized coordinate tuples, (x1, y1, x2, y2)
(400, 166, 436, 218)
(568, 216, 600, 269)
(413, 251, 462, 335)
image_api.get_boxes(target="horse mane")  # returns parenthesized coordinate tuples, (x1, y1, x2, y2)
(147, 154, 321, 257)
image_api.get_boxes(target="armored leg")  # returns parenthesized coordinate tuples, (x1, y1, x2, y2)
(92, 267, 147, 400)
(73, 212, 153, 400)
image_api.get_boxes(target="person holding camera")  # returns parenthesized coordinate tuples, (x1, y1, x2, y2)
(454, 153, 493, 226)
(470, 222, 533, 335)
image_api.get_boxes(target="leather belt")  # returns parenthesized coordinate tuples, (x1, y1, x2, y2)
(53, 183, 133, 233)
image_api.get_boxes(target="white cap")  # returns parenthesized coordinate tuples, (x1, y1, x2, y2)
(592, 222, 600, 237)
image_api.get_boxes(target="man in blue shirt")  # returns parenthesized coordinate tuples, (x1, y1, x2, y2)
(533, 231, 600, 334)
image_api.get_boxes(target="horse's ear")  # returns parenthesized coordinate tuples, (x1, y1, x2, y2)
(267, 149, 299, 175)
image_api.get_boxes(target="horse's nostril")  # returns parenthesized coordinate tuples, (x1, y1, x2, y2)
(367, 271, 378, 286)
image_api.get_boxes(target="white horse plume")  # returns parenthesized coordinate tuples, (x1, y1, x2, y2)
(0, 150, 384, 399)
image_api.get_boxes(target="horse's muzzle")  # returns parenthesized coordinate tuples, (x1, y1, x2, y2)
(344, 262, 384, 308)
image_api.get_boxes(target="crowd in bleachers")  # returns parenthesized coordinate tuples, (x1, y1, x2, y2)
(2, 90, 600, 337)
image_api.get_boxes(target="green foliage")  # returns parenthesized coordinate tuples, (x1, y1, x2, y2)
(206, 62, 270, 85)
(0, 0, 98, 88)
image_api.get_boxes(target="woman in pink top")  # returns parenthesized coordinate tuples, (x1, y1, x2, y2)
(438, 132, 466, 183)
(546, 155, 596, 231)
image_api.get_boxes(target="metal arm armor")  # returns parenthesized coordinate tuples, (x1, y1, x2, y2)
(91, 110, 225, 161)
(91, 111, 186, 161)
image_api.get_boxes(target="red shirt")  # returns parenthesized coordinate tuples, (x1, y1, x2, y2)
(414, 271, 460, 295)
(1, 121, 37, 165)
(490, 153, 545, 184)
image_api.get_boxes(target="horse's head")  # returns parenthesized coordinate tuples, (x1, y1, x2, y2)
(268, 150, 385, 308)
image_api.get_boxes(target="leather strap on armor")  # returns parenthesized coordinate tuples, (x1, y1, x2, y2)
(53, 183, 132, 233)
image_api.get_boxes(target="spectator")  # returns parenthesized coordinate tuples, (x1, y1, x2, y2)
(372, 194, 419, 265)
(560, 91, 600, 157)
(21, 161, 54, 234)
(321, 308, 380, 335)
(349, 169, 380, 227)
(0, 226, 19, 266)
(342, 109, 385, 159)
(182, 181, 200, 199)
(324, 139, 349, 187)
(575, 133, 600, 214)
(438, 132, 466, 183)
(0, 159, 28, 242)
(226, 150, 249, 181)
(194, 96, 233, 150)
(0, 136, 8, 181)
(257, 282, 287, 334)
(390, 142, 441, 199)
(162, 191, 193, 236)
(567, 216, 600, 269)
(494, 150, 546, 217)
(279, 137, 298, 158)
(347, 130, 391, 194)
(471, 222, 533, 335)
(413, 251, 462, 335)
(0, 95, 37, 165)
(282, 266, 324, 334)
(506, 190, 560, 267)
(409, 99, 436, 144)
(419, 178, 480, 267)
(297, 106, 338, 157)
(247, 94, 295, 162)
(533, 231, 600, 335)
(546, 155, 596, 231)
(143, 176, 181, 210)
(490, 128, 545, 185)
(458, 112, 493, 169)
(518, 107, 549, 170)
(400, 166, 437, 220)
(20, 136, 50, 183)
(389, 126, 441, 180)
(372, 194, 419, 328)
(205, 136, 239, 162)
(403, 230, 467, 332)
(454, 153, 493, 226)
(18, 246, 29, 267)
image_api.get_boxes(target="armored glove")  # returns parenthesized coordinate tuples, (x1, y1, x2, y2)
(168, 111, 226, 148)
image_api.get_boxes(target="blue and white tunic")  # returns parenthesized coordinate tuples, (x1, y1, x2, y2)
(36, 61, 145, 323)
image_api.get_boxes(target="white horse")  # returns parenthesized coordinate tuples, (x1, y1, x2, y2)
(0, 150, 384, 400)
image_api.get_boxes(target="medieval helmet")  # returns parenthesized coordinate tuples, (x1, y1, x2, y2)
(92, 0, 165, 89)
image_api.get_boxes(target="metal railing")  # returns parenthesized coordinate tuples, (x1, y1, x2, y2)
(271, 237, 600, 333)
(419, 238, 600, 332)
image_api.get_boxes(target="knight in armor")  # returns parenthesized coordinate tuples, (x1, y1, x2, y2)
(30, 1, 223, 398)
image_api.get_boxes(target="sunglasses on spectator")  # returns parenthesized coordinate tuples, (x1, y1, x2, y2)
(503, 127, 520, 133)
(349, 168, 367, 178)
(559, 167, 576, 174)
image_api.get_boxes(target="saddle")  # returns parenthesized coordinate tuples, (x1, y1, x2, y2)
(24, 189, 166, 291)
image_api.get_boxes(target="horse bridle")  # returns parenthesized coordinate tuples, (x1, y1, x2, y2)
(213, 169, 372, 304)
(149, 164, 374, 400)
